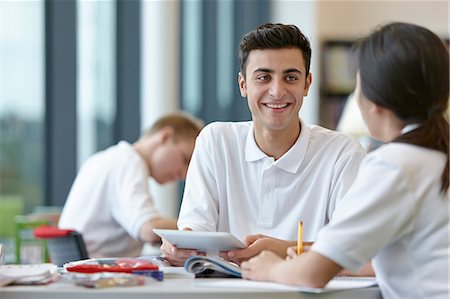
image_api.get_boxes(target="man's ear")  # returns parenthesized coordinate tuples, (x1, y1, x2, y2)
(304, 73, 312, 96)
(238, 72, 247, 97)
(159, 126, 175, 144)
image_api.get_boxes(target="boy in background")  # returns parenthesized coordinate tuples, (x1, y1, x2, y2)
(59, 112, 203, 258)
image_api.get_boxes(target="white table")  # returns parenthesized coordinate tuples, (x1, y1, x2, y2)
(0, 272, 382, 299)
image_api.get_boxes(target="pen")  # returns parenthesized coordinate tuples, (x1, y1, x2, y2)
(297, 221, 303, 255)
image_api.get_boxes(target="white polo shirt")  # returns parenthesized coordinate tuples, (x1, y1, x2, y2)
(312, 143, 449, 298)
(58, 141, 160, 258)
(178, 121, 365, 242)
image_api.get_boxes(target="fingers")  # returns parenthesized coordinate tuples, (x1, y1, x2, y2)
(286, 246, 297, 259)
(243, 234, 264, 246)
(160, 237, 204, 266)
(240, 255, 257, 279)
(219, 243, 262, 264)
(241, 250, 276, 281)
(218, 250, 242, 264)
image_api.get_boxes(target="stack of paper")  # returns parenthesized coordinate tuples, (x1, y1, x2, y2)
(0, 263, 58, 286)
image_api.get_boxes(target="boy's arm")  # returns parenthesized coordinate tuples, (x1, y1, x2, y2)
(139, 217, 178, 243)
(242, 250, 342, 288)
(337, 261, 375, 276)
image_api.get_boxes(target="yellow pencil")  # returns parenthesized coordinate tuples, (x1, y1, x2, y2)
(297, 221, 303, 255)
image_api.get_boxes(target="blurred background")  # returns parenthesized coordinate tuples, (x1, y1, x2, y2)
(0, 0, 448, 255)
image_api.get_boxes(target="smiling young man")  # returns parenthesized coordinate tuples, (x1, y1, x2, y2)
(161, 23, 366, 266)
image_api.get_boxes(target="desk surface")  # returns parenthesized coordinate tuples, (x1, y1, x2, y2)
(0, 272, 382, 299)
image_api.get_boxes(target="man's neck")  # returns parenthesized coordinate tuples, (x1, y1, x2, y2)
(253, 122, 301, 160)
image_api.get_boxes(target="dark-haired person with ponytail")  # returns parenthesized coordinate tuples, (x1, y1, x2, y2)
(242, 22, 449, 299)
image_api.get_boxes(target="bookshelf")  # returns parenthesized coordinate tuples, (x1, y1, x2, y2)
(319, 40, 356, 130)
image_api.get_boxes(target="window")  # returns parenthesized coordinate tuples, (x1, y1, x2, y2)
(77, 0, 116, 166)
(180, 0, 271, 123)
(0, 1, 45, 212)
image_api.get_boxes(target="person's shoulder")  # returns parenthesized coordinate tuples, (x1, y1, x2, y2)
(203, 121, 251, 131)
(365, 143, 446, 193)
(369, 143, 445, 170)
(309, 124, 354, 140)
(308, 124, 364, 152)
(81, 141, 136, 168)
(95, 141, 134, 159)
(200, 121, 252, 139)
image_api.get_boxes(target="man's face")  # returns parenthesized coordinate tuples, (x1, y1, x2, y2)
(150, 138, 195, 184)
(238, 48, 311, 134)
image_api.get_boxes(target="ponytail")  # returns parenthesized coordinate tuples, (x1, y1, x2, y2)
(394, 113, 449, 192)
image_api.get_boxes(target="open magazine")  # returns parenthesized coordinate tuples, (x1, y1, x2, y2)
(184, 256, 241, 278)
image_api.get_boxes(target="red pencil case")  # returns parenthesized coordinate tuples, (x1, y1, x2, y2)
(65, 259, 159, 273)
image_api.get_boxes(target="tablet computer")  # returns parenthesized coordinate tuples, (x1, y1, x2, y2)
(153, 229, 246, 254)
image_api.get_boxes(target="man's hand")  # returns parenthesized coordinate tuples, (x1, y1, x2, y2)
(219, 234, 296, 264)
(160, 237, 205, 266)
(241, 250, 284, 281)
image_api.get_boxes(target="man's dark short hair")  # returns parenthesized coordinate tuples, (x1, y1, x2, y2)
(239, 23, 312, 78)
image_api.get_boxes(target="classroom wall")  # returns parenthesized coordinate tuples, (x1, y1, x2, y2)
(314, 0, 448, 131)
(317, 1, 448, 40)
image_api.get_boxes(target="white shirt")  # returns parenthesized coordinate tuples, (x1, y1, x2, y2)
(178, 121, 366, 242)
(58, 141, 160, 258)
(312, 143, 449, 298)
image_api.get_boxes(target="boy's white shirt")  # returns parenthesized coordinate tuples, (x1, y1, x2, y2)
(178, 120, 366, 242)
(59, 141, 160, 258)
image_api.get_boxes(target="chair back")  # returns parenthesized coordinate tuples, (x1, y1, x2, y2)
(34, 226, 89, 266)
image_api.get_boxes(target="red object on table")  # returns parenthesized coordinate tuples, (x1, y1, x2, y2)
(65, 259, 159, 273)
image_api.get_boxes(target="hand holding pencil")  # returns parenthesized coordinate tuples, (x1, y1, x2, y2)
(285, 221, 312, 259)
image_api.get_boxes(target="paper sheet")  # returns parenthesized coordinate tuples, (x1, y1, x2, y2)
(0, 264, 58, 286)
(197, 276, 377, 293)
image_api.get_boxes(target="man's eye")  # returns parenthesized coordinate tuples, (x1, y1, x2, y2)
(256, 74, 270, 81)
(285, 75, 298, 81)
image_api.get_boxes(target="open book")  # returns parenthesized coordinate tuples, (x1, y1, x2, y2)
(184, 256, 241, 278)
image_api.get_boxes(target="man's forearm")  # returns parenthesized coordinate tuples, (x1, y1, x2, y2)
(139, 218, 178, 243)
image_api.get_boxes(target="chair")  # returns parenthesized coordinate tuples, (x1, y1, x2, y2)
(0, 196, 23, 263)
(34, 226, 89, 267)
